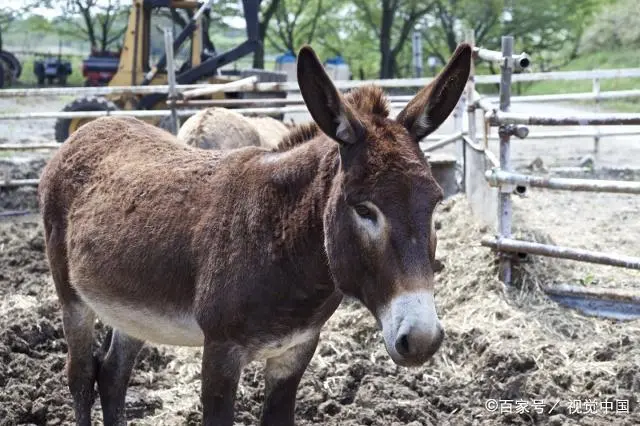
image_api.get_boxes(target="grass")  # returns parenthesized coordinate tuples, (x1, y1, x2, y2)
(522, 49, 640, 112)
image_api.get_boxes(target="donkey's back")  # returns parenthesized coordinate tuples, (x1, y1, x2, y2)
(39, 116, 263, 346)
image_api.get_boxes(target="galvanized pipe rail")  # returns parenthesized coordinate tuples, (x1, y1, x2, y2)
(490, 111, 640, 126)
(0, 102, 420, 121)
(486, 169, 640, 194)
(488, 89, 640, 104)
(472, 46, 530, 71)
(490, 128, 640, 140)
(3, 68, 640, 98)
(423, 131, 465, 152)
(0, 178, 39, 188)
(481, 237, 640, 270)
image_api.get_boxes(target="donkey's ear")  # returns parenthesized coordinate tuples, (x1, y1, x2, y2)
(297, 45, 364, 145)
(396, 43, 472, 141)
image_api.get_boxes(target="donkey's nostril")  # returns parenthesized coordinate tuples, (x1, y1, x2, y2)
(395, 334, 411, 356)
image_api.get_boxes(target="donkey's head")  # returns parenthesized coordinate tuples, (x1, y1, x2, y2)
(297, 44, 471, 367)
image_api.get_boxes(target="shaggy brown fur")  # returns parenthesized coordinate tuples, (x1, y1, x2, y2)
(38, 43, 472, 426)
(274, 85, 390, 152)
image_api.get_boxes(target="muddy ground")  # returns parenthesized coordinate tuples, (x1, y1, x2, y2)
(1, 97, 639, 425)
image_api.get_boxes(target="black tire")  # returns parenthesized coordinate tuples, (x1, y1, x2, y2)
(34, 61, 45, 85)
(0, 65, 4, 89)
(0, 51, 21, 79)
(157, 115, 175, 133)
(158, 114, 190, 134)
(54, 96, 119, 143)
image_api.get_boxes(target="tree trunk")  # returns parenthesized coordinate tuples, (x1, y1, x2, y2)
(379, 2, 394, 79)
(253, 39, 265, 69)
(253, 0, 280, 69)
(80, 8, 98, 50)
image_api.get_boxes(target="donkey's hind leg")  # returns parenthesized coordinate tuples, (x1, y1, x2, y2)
(61, 302, 99, 426)
(45, 222, 98, 426)
(260, 333, 320, 426)
(97, 329, 144, 426)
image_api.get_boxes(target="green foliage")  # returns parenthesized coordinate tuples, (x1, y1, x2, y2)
(265, 0, 331, 54)
(580, 0, 640, 54)
(420, 0, 605, 74)
(2, 0, 633, 84)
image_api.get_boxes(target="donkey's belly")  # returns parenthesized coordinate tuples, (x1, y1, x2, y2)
(83, 296, 205, 347)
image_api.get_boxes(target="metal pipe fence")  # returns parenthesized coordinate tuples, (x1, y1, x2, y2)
(472, 46, 530, 71)
(486, 169, 640, 194)
(481, 237, 640, 270)
(479, 35, 640, 299)
(2, 67, 640, 98)
(490, 111, 640, 126)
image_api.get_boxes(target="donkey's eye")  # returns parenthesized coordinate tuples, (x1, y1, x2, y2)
(354, 203, 376, 221)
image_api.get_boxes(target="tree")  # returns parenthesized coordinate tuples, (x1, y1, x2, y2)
(159, 0, 238, 54)
(0, 2, 41, 51)
(0, 11, 19, 51)
(54, 0, 129, 52)
(266, 0, 330, 55)
(580, 0, 640, 54)
(253, 0, 281, 69)
(352, 0, 435, 78)
(419, 0, 604, 72)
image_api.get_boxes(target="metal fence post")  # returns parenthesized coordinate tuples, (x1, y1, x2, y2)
(593, 77, 601, 156)
(498, 35, 514, 284)
(461, 29, 476, 191)
(164, 28, 180, 135)
(412, 29, 423, 78)
(453, 85, 466, 191)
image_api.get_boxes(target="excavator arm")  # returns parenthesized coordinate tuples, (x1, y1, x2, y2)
(141, 0, 262, 86)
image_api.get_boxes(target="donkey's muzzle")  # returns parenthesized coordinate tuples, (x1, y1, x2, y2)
(394, 321, 444, 365)
(380, 290, 443, 367)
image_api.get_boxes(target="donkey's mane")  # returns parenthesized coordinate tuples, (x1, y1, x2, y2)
(273, 85, 390, 152)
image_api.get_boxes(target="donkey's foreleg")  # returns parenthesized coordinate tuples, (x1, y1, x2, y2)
(97, 329, 144, 426)
(61, 303, 98, 426)
(201, 341, 243, 426)
(260, 333, 320, 426)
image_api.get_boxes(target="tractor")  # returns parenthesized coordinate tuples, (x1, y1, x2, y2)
(0, 50, 22, 88)
(55, 0, 287, 142)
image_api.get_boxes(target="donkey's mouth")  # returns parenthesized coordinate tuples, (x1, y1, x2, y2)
(378, 290, 444, 367)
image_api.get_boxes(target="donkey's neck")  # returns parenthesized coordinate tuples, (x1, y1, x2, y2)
(253, 136, 339, 250)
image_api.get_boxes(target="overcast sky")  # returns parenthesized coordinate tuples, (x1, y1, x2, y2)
(0, 1, 247, 28)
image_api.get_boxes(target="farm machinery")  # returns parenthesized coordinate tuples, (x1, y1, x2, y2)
(34, 55, 73, 86)
(55, 0, 287, 142)
(82, 49, 120, 86)
(0, 50, 22, 88)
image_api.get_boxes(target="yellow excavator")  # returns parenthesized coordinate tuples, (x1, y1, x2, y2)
(55, 0, 286, 142)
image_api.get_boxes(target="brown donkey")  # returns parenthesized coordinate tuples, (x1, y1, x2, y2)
(38, 43, 471, 425)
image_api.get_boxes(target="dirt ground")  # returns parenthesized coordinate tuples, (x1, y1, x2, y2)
(1, 96, 639, 425)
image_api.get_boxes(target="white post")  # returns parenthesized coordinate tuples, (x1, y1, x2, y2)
(164, 28, 180, 135)
(412, 29, 423, 78)
(593, 77, 601, 157)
